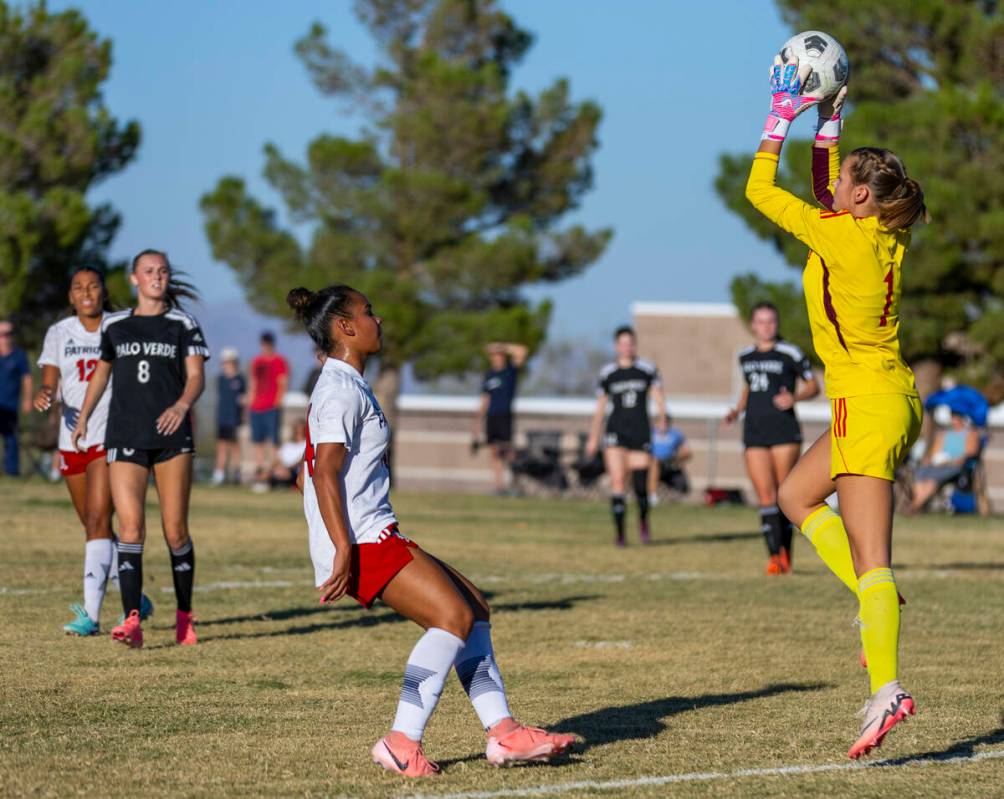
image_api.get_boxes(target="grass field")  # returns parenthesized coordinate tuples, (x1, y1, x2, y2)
(2, 480, 1003, 798)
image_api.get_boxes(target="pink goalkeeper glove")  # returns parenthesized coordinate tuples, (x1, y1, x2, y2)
(761, 55, 819, 142)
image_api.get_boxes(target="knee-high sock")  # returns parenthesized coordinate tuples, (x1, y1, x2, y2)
(117, 542, 144, 615)
(799, 506, 858, 594)
(82, 538, 115, 623)
(611, 494, 626, 541)
(631, 470, 649, 524)
(780, 512, 795, 557)
(392, 627, 466, 741)
(455, 621, 511, 730)
(170, 540, 195, 613)
(858, 568, 900, 693)
(759, 505, 783, 556)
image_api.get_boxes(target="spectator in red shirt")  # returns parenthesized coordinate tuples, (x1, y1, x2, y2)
(248, 331, 289, 492)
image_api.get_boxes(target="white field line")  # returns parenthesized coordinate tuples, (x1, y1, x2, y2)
(411, 747, 1004, 799)
(157, 579, 311, 594)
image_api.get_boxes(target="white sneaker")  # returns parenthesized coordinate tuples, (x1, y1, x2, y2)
(251, 481, 269, 494)
(211, 470, 225, 486)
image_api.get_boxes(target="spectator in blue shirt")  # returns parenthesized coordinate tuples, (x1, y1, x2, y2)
(473, 342, 528, 494)
(0, 320, 33, 476)
(648, 415, 691, 505)
(212, 347, 247, 485)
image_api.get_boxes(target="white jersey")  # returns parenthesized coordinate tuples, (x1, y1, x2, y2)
(38, 315, 112, 451)
(303, 358, 397, 586)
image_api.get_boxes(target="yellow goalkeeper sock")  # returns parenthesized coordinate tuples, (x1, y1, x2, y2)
(799, 505, 859, 594)
(858, 568, 900, 693)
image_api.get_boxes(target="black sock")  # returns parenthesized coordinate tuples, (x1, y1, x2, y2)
(780, 512, 794, 555)
(611, 494, 626, 541)
(759, 506, 783, 556)
(117, 542, 143, 615)
(632, 469, 649, 524)
(170, 540, 195, 613)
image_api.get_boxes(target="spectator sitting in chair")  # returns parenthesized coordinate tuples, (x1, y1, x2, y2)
(908, 411, 981, 514)
(647, 415, 692, 506)
(270, 419, 307, 490)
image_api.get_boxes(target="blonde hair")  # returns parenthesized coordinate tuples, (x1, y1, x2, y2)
(848, 147, 929, 230)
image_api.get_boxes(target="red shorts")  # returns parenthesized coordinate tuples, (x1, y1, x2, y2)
(348, 526, 418, 608)
(59, 446, 106, 477)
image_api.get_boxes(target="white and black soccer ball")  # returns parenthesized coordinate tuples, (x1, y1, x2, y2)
(779, 30, 850, 100)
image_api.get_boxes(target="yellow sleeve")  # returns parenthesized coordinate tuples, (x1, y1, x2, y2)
(745, 152, 843, 259)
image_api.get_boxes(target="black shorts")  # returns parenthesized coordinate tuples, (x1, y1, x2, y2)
(106, 447, 193, 468)
(485, 414, 513, 445)
(217, 424, 237, 442)
(604, 426, 651, 453)
(743, 413, 802, 449)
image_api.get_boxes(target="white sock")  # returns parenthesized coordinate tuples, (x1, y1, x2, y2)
(391, 627, 466, 741)
(108, 537, 119, 589)
(83, 538, 115, 622)
(455, 621, 511, 729)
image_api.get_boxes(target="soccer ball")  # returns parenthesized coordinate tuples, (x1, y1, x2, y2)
(779, 30, 850, 100)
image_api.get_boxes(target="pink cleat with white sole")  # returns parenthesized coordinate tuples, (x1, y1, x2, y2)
(176, 610, 197, 645)
(371, 732, 440, 777)
(111, 609, 143, 649)
(486, 718, 576, 766)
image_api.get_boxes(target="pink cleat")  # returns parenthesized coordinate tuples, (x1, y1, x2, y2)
(485, 718, 576, 766)
(848, 681, 915, 760)
(371, 732, 440, 777)
(111, 609, 143, 649)
(176, 610, 197, 645)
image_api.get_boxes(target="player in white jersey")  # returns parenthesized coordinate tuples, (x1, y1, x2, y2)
(34, 268, 152, 635)
(288, 284, 575, 778)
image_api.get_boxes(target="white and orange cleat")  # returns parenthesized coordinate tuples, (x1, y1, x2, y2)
(371, 732, 441, 777)
(111, 609, 143, 649)
(848, 680, 915, 760)
(485, 718, 576, 766)
(176, 610, 197, 645)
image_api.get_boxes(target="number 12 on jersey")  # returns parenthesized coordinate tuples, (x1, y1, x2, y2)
(76, 359, 98, 382)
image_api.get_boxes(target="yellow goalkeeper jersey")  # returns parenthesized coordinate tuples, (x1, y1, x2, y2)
(746, 150, 918, 399)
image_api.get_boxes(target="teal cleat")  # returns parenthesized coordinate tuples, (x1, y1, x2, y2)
(63, 603, 100, 636)
(119, 594, 154, 624)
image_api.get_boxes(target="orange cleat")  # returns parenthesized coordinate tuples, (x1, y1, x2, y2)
(176, 610, 197, 645)
(766, 555, 783, 576)
(485, 718, 576, 766)
(778, 547, 791, 573)
(371, 732, 440, 777)
(111, 609, 143, 649)
(848, 681, 915, 759)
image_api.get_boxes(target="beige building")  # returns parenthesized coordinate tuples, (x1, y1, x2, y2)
(388, 302, 1003, 510)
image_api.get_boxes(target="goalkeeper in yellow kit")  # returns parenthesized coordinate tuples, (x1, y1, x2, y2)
(746, 57, 928, 760)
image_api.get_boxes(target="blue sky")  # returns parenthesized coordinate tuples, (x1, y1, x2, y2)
(51, 0, 795, 369)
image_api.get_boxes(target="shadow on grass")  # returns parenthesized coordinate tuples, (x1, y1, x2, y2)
(191, 594, 601, 644)
(646, 530, 761, 547)
(553, 682, 831, 752)
(875, 726, 1004, 767)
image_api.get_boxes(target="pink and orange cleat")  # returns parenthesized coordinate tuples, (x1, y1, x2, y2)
(485, 718, 576, 766)
(111, 609, 143, 649)
(848, 680, 915, 759)
(371, 732, 440, 777)
(176, 610, 197, 646)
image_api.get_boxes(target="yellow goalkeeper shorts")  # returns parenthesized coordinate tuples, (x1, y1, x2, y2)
(830, 394, 922, 481)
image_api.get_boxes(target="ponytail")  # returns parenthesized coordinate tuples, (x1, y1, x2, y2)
(848, 147, 929, 230)
(131, 249, 200, 310)
(286, 284, 357, 354)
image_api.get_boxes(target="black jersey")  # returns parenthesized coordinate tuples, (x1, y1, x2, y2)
(597, 359, 660, 450)
(99, 309, 210, 450)
(738, 340, 812, 447)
